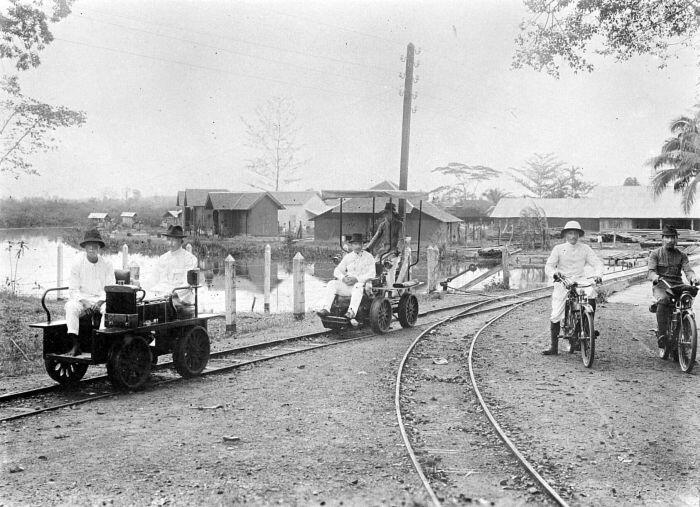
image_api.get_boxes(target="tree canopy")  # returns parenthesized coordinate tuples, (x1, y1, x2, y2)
(513, 0, 700, 78)
(511, 153, 596, 198)
(430, 163, 501, 205)
(649, 109, 700, 213)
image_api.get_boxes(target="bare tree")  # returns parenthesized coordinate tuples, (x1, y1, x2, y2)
(241, 96, 307, 191)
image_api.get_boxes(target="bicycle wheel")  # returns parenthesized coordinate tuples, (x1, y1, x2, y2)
(678, 312, 697, 373)
(579, 309, 595, 368)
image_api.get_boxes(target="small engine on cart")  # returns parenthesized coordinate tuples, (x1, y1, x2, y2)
(104, 285, 175, 328)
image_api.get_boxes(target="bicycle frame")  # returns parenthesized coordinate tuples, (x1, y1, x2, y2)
(556, 274, 598, 368)
(657, 279, 698, 373)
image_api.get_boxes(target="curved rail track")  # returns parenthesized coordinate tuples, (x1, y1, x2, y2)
(0, 286, 554, 424)
(395, 269, 648, 506)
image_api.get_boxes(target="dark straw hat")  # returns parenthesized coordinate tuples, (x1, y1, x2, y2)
(80, 229, 105, 248)
(661, 225, 678, 237)
(345, 233, 365, 244)
(162, 225, 187, 238)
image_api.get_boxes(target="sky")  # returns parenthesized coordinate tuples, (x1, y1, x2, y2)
(1, 0, 698, 201)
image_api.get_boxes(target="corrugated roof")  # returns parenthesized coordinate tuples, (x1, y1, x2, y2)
(120, 212, 137, 217)
(184, 188, 228, 207)
(316, 197, 461, 223)
(205, 192, 284, 210)
(88, 212, 110, 219)
(270, 191, 319, 206)
(162, 210, 182, 218)
(490, 186, 700, 219)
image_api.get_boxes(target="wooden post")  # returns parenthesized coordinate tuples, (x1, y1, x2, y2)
(501, 248, 510, 289)
(293, 252, 305, 320)
(426, 244, 439, 293)
(225, 255, 236, 333)
(56, 238, 63, 300)
(121, 244, 129, 269)
(264, 244, 271, 314)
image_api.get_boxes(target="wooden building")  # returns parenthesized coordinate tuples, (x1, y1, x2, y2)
(205, 192, 284, 237)
(120, 211, 137, 228)
(177, 188, 228, 234)
(270, 191, 328, 233)
(161, 210, 182, 228)
(87, 212, 111, 229)
(312, 195, 462, 244)
(489, 186, 700, 235)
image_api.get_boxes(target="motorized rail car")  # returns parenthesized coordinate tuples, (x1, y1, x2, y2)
(317, 189, 425, 333)
(30, 269, 217, 390)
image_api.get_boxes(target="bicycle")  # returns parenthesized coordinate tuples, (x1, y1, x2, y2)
(651, 279, 698, 373)
(554, 273, 600, 368)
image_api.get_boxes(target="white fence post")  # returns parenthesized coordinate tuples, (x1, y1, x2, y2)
(56, 238, 64, 300)
(501, 248, 510, 289)
(264, 244, 271, 314)
(121, 244, 129, 270)
(293, 252, 305, 320)
(225, 255, 236, 333)
(426, 244, 439, 293)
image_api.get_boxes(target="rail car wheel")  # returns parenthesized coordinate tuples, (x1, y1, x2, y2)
(397, 293, 419, 328)
(44, 358, 88, 385)
(107, 335, 152, 391)
(678, 313, 697, 373)
(369, 297, 392, 334)
(173, 326, 210, 378)
(579, 310, 595, 368)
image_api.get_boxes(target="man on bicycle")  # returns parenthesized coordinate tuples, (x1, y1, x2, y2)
(648, 225, 698, 348)
(543, 221, 604, 355)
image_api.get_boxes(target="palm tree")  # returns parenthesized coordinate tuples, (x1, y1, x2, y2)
(649, 111, 700, 214)
(481, 187, 511, 205)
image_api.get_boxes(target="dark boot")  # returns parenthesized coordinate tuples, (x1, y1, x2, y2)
(67, 333, 80, 356)
(543, 321, 560, 355)
(656, 300, 670, 348)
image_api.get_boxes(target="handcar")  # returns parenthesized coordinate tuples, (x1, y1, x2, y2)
(317, 189, 425, 333)
(31, 269, 217, 390)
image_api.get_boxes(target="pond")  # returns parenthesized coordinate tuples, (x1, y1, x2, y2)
(0, 229, 635, 313)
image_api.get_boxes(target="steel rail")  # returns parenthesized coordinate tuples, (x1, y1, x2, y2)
(0, 297, 540, 424)
(394, 294, 549, 506)
(0, 288, 553, 404)
(467, 297, 570, 507)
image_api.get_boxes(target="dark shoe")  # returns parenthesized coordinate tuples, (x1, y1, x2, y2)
(344, 309, 356, 319)
(657, 334, 667, 349)
(316, 309, 330, 318)
(542, 347, 558, 355)
(649, 303, 658, 313)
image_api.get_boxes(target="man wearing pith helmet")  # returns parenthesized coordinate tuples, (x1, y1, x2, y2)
(543, 221, 604, 355)
(648, 225, 698, 349)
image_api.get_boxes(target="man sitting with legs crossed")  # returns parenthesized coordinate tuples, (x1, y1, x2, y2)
(317, 233, 375, 321)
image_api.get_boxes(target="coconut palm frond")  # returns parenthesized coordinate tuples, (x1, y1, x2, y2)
(681, 177, 700, 214)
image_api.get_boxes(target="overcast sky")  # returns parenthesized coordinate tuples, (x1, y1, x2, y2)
(1, 0, 697, 201)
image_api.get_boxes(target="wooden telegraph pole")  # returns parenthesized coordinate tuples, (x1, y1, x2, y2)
(398, 43, 415, 219)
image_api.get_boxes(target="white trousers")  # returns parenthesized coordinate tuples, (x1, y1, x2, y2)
(321, 280, 365, 314)
(550, 282, 597, 323)
(65, 299, 106, 335)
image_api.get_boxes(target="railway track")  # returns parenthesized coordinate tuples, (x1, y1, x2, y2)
(0, 288, 552, 424)
(395, 269, 649, 506)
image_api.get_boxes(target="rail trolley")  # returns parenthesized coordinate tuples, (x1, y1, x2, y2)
(30, 269, 217, 390)
(317, 189, 425, 333)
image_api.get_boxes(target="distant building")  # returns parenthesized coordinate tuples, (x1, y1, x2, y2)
(120, 211, 137, 228)
(312, 181, 462, 244)
(489, 186, 700, 234)
(87, 212, 111, 229)
(161, 210, 183, 228)
(270, 191, 328, 233)
(205, 192, 284, 237)
(177, 188, 228, 234)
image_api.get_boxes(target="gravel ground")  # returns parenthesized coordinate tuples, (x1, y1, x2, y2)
(4, 283, 696, 506)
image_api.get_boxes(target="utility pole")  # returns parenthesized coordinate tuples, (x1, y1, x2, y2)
(398, 43, 415, 219)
